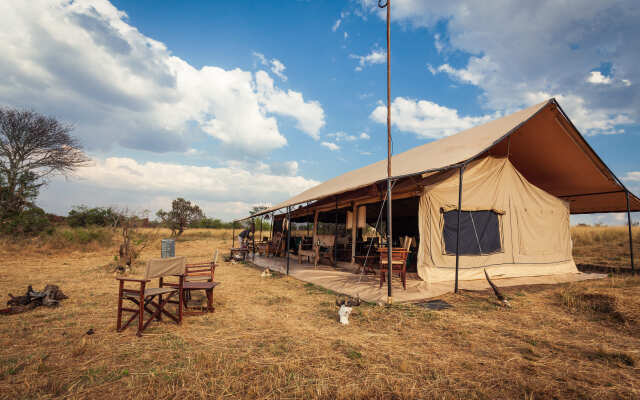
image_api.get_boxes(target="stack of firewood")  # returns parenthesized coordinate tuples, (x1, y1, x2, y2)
(1, 285, 68, 315)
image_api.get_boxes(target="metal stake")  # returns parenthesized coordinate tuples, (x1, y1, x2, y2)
(455, 165, 465, 293)
(626, 191, 635, 271)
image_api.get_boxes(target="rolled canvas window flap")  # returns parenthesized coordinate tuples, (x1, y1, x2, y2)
(440, 205, 505, 215)
(346, 211, 353, 230)
(357, 206, 366, 228)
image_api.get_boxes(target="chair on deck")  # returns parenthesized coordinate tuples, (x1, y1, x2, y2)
(298, 237, 316, 265)
(316, 236, 336, 268)
(378, 237, 411, 290)
(116, 257, 186, 336)
(267, 233, 283, 257)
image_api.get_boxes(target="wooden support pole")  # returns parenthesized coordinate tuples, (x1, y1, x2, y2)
(334, 197, 338, 265)
(313, 209, 319, 269)
(455, 165, 465, 293)
(286, 206, 291, 275)
(312, 209, 319, 246)
(351, 202, 357, 263)
(627, 191, 635, 271)
(252, 217, 255, 262)
(231, 221, 235, 250)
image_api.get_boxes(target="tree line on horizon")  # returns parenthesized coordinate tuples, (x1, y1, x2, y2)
(0, 106, 269, 237)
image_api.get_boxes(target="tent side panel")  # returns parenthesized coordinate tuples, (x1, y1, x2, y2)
(416, 156, 577, 283)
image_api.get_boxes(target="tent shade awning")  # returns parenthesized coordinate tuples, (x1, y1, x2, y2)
(242, 98, 640, 220)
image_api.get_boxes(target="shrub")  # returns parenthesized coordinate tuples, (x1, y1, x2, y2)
(0, 206, 52, 236)
(67, 205, 118, 227)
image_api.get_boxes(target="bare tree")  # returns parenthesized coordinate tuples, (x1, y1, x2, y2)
(0, 108, 88, 216)
(156, 198, 204, 236)
(116, 208, 157, 272)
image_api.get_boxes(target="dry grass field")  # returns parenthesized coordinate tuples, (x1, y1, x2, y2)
(0, 226, 638, 399)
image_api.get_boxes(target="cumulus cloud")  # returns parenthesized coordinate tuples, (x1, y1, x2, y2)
(370, 97, 497, 139)
(0, 0, 324, 155)
(358, 0, 639, 136)
(253, 51, 288, 81)
(60, 157, 319, 216)
(321, 141, 340, 151)
(255, 71, 325, 139)
(623, 171, 640, 182)
(359, 132, 370, 139)
(586, 71, 612, 85)
(349, 48, 386, 71)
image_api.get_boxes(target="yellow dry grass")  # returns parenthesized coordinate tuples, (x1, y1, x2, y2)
(572, 226, 639, 267)
(0, 227, 638, 399)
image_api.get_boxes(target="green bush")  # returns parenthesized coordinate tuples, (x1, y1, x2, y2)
(45, 227, 114, 249)
(0, 206, 52, 236)
(67, 205, 118, 227)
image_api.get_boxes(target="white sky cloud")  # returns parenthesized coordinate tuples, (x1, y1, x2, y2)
(359, 0, 639, 136)
(370, 97, 497, 139)
(332, 19, 341, 32)
(586, 71, 612, 85)
(623, 171, 640, 182)
(63, 157, 318, 217)
(349, 48, 386, 71)
(0, 1, 323, 155)
(255, 71, 325, 140)
(359, 132, 370, 139)
(253, 51, 288, 81)
(321, 141, 340, 151)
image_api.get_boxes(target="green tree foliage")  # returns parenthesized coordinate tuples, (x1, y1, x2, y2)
(156, 198, 204, 236)
(0, 107, 88, 235)
(67, 205, 121, 227)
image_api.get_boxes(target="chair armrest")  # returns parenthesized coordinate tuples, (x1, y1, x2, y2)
(116, 277, 150, 282)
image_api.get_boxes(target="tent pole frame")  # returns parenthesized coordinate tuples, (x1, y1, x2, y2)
(351, 202, 357, 264)
(286, 206, 291, 275)
(231, 220, 235, 250)
(259, 215, 263, 243)
(627, 190, 635, 271)
(455, 164, 466, 293)
(252, 217, 256, 262)
(334, 198, 338, 266)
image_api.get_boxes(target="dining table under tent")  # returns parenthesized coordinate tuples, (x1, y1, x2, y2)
(238, 98, 639, 304)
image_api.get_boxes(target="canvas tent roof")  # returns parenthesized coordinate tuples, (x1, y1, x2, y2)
(246, 98, 640, 219)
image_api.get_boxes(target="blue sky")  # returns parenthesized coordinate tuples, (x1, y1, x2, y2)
(1, 0, 638, 223)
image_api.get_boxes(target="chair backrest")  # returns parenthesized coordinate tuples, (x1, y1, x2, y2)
(377, 247, 409, 262)
(317, 234, 335, 247)
(213, 249, 219, 264)
(402, 236, 412, 251)
(144, 256, 186, 280)
(185, 262, 216, 281)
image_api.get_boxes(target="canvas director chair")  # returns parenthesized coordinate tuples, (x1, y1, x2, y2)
(116, 256, 186, 336)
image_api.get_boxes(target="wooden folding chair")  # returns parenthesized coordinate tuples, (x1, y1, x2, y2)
(298, 237, 316, 264)
(167, 250, 219, 314)
(116, 257, 186, 336)
(378, 237, 411, 290)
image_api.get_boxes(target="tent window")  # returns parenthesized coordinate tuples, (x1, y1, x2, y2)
(442, 210, 502, 255)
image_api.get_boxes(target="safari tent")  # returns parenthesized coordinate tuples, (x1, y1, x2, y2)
(241, 98, 639, 302)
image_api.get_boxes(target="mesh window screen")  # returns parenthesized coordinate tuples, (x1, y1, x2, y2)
(443, 210, 501, 255)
